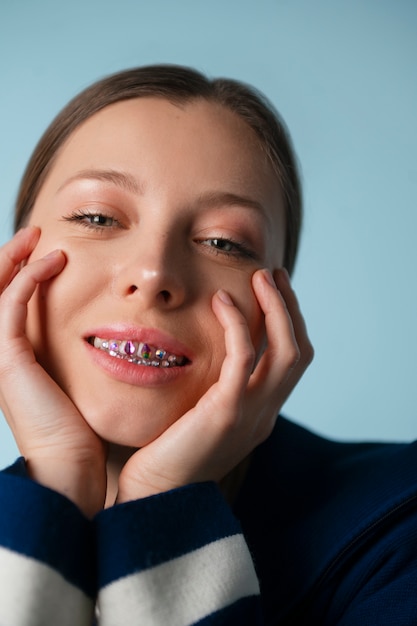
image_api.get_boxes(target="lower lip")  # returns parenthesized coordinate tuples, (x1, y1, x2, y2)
(85, 341, 189, 387)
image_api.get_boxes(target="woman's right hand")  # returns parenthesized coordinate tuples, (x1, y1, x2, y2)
(0, 227, 106, 517)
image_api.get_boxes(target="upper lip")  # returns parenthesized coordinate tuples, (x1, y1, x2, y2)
(84, 324, 193, 361)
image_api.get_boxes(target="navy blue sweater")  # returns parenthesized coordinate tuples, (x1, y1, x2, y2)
(0, 416, 416, 624)
(236, 417, 417, 624)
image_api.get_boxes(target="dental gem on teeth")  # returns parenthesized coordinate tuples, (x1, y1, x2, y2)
(92, 336, 185, 367)
(123, 340, 136, 356)
(141, 343, 151, 359)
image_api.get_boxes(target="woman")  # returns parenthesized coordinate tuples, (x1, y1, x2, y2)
(0, 65, 416, 625)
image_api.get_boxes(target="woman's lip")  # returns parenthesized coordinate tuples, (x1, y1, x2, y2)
(83, 325, 193, 361)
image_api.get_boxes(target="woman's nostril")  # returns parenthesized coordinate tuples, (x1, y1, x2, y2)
(161, 289, 170, 302)
(127, 285, 171, 302)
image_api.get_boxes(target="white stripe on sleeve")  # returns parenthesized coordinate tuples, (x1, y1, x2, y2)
(98, 533, 260, 626)
(0, 546, 94, 626)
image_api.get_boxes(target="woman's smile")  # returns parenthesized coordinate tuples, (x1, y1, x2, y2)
(83, 324, 192, 387)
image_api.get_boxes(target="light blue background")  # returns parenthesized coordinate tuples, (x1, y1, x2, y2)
(1, 0, 416, 465)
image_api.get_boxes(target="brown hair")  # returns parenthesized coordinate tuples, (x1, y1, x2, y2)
(14, 64, 303, 274)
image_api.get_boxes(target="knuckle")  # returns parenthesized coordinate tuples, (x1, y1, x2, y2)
(239, 344, 256, 370)
(283, 344, 301, 371)
(300, 340, 314, 368)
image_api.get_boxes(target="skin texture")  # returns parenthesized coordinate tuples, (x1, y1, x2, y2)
(0, 98, 313, 516)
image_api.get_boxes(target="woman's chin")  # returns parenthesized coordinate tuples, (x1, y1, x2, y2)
(72, 395, 189, 448)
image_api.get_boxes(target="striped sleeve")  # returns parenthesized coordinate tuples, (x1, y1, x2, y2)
(0, 459, 96, 626)
(95, 482, 262, 625)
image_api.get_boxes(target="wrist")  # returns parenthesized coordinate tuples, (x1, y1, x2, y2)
(26, 455, 106, 518)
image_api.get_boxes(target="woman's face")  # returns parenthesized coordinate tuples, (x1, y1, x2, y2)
(25, 97, 285, 447)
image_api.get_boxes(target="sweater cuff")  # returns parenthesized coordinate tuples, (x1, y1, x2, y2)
(0, 458, 95, 598)
(95, 481, 241, 587)
(95, 482, 260, 625)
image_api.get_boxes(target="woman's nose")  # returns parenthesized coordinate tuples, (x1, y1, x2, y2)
(116, 236, 188, 309)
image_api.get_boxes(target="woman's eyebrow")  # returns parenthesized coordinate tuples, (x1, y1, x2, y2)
(196, 190, 271, 224)
(56, 171, 271, 224)
(56, 169, 143, 195)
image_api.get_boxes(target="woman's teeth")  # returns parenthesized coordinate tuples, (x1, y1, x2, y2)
(90, 337, 186, 368)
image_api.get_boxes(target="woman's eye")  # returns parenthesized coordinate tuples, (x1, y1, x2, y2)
(208, 238, 235, 252)
(200, 237, 256, 259)
(63, 210, 122, 230)
(87, 214, 115, 227)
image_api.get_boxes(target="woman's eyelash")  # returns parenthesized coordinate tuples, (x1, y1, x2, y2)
(199, 237, 257, 260)
(63, 210, 123, 229)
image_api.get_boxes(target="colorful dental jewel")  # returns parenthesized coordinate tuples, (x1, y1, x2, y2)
(141, 343, 151, 359)
(92, 336, 185, 368)
(124, 341, 136, 356)
(108, 341, 119, 356)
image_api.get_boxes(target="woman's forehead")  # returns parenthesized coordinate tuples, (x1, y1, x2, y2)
(51, 98, 283, 198)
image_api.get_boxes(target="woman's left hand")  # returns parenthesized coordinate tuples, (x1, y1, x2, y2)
(117, 268, 313, 502)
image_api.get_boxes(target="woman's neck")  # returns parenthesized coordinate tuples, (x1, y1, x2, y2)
(105, 443, 138, 508)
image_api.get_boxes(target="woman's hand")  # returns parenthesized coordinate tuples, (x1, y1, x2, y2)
(117, 267, 313, 502)
(0, 227, 106, 517)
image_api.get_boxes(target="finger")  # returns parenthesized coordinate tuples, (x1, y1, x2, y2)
(0, 227, 41, 289)
(208, 289, 255, 404)
(273, 269, 314, 375)
(0, 250, 66, 340)
(249, 269, 301, 390)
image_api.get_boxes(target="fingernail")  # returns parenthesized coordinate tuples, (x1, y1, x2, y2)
(280, 268, 291, 285)
(43, 249, 62, 260)
(15, 225, 38, 237)
(216, 289, 234, 305)
(262, 269, 276, 287)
